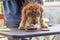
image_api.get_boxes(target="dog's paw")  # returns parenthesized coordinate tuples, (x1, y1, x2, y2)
(41, 23, 48, 28)
(18, 26, 25, 30)
(41, 23, 49, 31)
(44, 23, 48, 28)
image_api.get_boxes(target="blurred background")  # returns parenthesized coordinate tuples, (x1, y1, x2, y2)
(43, 0, 60, 25)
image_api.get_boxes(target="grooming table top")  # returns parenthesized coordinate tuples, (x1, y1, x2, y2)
(0, 24, 60, 38)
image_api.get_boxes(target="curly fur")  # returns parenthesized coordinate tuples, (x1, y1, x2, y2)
(19, 2, 48, 30)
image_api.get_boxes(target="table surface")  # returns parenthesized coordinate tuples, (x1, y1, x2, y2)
(0, 24, 60, 38)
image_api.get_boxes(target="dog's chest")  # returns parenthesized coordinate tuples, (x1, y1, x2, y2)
(25, 21, 41, 29)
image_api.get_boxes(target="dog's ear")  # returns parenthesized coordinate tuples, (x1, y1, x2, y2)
(21, 5, 27, 20)
(40, 5, 43, 14)
(39, 5, 43, 18)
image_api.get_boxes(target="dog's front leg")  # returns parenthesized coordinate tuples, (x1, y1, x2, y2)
(40, 18, 48, 28)
(19, 15, 26, 30)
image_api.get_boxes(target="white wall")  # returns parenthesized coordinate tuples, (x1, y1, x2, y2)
(43, 2, 60, 24)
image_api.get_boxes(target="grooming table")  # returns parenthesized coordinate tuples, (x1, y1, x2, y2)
(0, 24, 60, 40)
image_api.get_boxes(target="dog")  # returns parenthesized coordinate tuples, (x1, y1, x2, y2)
(18, 2, 48, 30)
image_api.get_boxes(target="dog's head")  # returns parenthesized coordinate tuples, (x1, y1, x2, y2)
(22, 2, 43, 25)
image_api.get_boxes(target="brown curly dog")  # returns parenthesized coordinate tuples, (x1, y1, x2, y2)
(18, 2, 48, 30)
